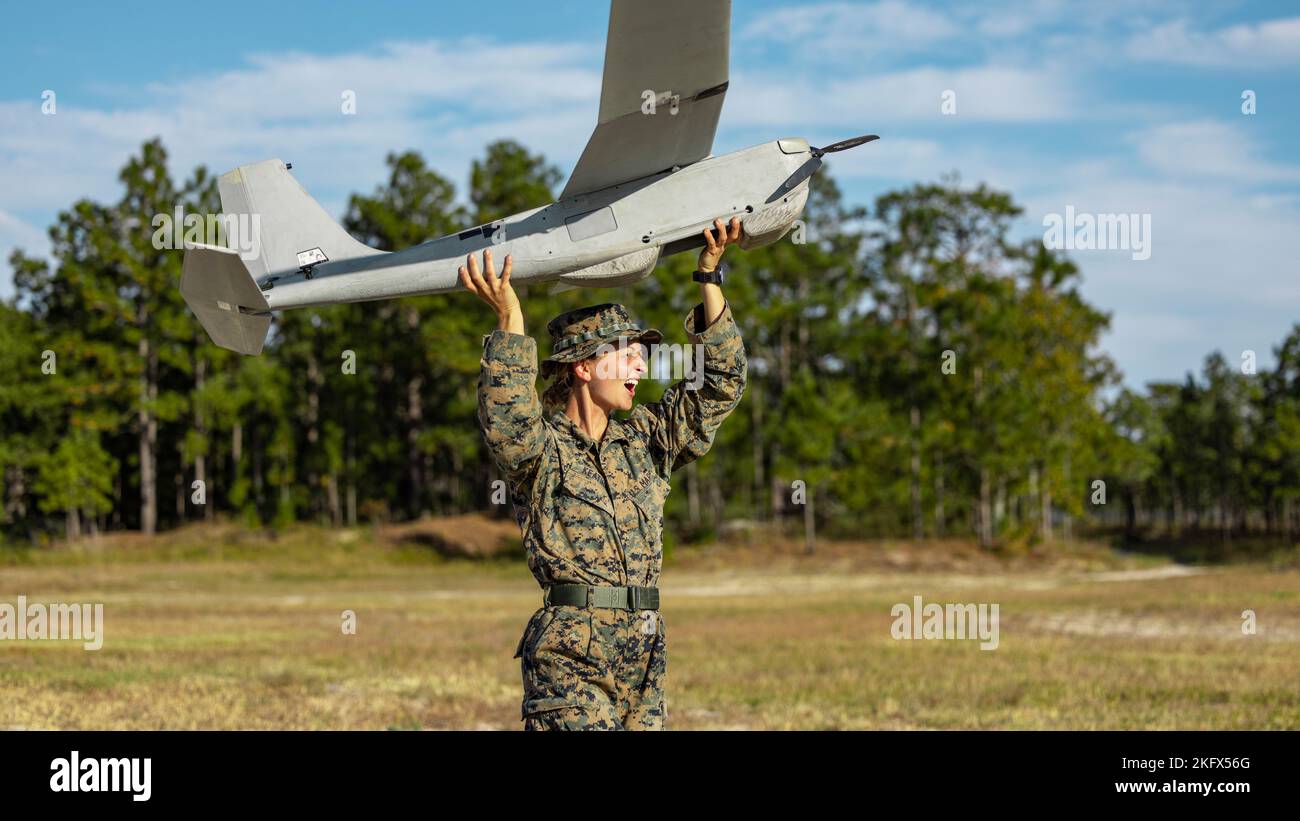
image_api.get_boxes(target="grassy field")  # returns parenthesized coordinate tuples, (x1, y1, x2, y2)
(2, 521, 1298, 730)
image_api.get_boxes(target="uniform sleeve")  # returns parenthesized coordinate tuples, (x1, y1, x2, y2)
(628, 299, 747, 475)
(477, 330, 549, 485)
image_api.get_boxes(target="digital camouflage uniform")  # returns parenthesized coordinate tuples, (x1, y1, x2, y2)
(477, 300, 746, 730)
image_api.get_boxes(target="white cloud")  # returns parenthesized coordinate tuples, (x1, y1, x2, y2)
(0, 37, 603, 297)
(790, 133, 1043, 198)
(738, 0, 1200, 70)
(726, 64, 1079, 128)
(0, 37, 600, 187)
(3, 28, 618, 300)
(971, 0, 1071, 38)
(1023, 174, 1300, 386)
(1130, 119, 1300, 184)
(143, 39, 596, 124)
(0, 211, 50, 292)
(738, 1, 959, 63)
(1127, 17, 1300, 67)
(4, 9, 1298, 391)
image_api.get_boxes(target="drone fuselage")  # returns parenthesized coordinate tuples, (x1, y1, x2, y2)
(259, 137, 819, 311)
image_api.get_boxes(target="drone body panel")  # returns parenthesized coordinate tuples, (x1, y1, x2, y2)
(257, 139, 811, 313)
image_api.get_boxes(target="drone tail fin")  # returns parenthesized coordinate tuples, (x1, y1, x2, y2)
(215, 158, 379, 281)
(180, 242, 273, 356)
(181, 159, 380, 355)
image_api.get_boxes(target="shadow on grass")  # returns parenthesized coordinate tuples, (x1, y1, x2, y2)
(1092, 525, 1300, 567)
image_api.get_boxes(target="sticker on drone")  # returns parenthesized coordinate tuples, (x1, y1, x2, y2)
(297, 247, 328, 267)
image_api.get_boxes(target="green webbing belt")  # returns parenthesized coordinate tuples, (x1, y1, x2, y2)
(545, 583, 660, 610)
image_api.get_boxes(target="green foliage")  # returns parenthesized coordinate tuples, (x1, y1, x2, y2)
(2, 139, 1295, 555)
(33, 428, 116, 520)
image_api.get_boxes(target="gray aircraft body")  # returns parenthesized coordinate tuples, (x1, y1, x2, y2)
(181, 0, 876, 355)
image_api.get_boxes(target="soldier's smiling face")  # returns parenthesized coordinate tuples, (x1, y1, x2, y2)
(574, 339, 648, 412)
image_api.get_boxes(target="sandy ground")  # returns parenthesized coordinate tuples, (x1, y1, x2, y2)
(2, 526, 1297, 729)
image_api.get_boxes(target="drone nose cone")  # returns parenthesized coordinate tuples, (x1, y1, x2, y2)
(777, 137, 810, 155)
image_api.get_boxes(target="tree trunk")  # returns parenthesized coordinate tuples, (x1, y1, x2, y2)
(279, 457, 291, 515)
(1040, 473, 1052, 542)
(112, 463, 122, 529)
(686, 460, 700, 527)
(934, 451, 945, 538)
(1124, 489, 1136, 541)
(803, 485, 816, 554)
(711, 476, 724, 535)
(138, 333, 158, 534)
(994, 477, 1006, 531)
(195, 355, 211, 521)
(253, 431, 264, 514)
(973, 364, 992, 549)
(1062, 449, 1072, 543)
(345, 437, 357, 527)
(406, 369, 424, 518)
(751, 382, 765, 521)
(778, 325, 791, 389)
(3, 465, 27, 523)
(910, 405, 923, 541)
(1284, 496, 1294, 548)
(327, 472, 341, 527)
(232, 421, 243, 510)
(175, 470, 185, 519)
(906, 286, 922, 542)
(770, 445, 783, 520)
(978, 466, 993, 549)
(306, 351, 320, 521)
(450, 447, 462, 514)
(1220, 491, 1231, 549)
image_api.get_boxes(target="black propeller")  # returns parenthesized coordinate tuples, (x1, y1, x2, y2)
(810, 134, 879, 158)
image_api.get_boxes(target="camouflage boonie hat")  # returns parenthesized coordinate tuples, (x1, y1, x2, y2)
(540, 303, 663, 378)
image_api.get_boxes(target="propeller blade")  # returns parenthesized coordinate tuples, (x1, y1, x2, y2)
(811, 134, 880, 157)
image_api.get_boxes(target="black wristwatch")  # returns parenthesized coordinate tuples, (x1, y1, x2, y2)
(692, 265, 724, 285)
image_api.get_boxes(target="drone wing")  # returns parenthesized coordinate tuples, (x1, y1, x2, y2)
(559, 0, 730, 200)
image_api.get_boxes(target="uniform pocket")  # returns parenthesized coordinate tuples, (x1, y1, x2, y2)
(532, 605, 595, 665)
(522, 695, 573, 717)
(558, 466, 615, 517)
(515, 607, 555, 660)
(631, 474, 670, 546)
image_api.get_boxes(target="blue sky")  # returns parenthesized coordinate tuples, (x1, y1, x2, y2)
(2, 0, 1298, 388)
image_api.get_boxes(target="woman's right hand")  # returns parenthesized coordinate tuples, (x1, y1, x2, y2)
(459, 248, 523, 334)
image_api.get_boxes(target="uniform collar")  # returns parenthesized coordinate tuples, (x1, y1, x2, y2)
(550, 409, 629, 449)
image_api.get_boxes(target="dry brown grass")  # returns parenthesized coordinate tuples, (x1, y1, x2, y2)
(2, 523, 1297, 729)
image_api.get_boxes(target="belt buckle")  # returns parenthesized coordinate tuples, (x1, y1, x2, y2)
(627, 586, 642, 610)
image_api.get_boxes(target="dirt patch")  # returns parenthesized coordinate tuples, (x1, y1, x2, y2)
(1080, 566, 1204, 583)
(1022, 608, 1298, 641)
(381, 513, 522, 559)
(671, 531, 1154, 576)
